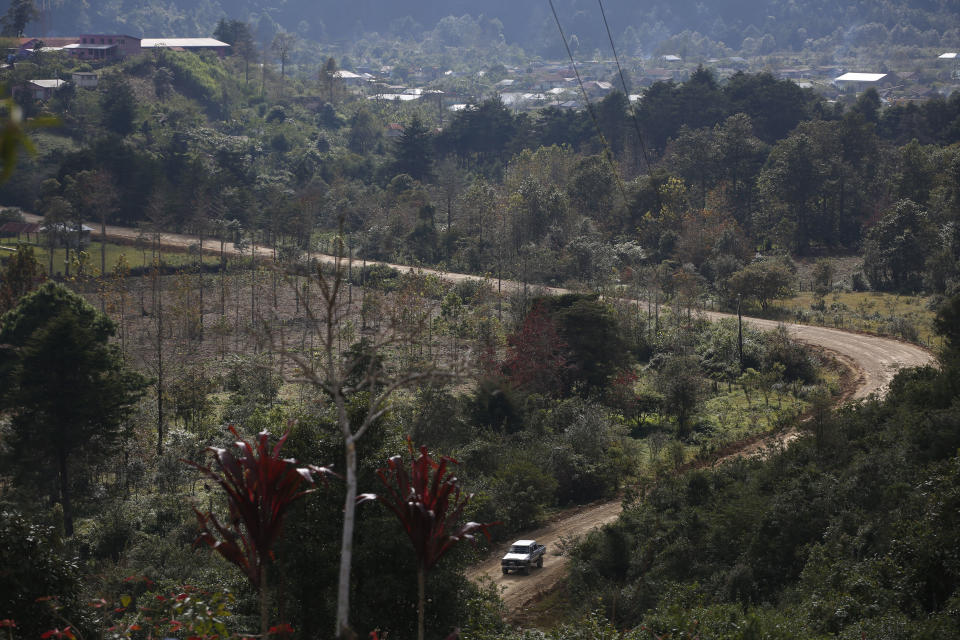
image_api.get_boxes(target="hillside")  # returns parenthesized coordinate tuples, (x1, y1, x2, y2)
(28, 0, 960, 57)
(1, 3, 960, 638)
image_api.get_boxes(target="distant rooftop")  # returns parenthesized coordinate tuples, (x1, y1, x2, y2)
(29, 79, 66, 88)
(939, 52, 957, 59)
(835, 72, 887, 83)
(141, 38, 229, 48)
(63, 43, 115, 50)
(369, 94, 420, 102)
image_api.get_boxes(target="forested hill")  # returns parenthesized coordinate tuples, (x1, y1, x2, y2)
(36, 0, 960, 54)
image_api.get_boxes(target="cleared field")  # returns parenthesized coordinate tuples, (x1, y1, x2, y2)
(0, 238, 221, 277)
(777, 290, 937, 348)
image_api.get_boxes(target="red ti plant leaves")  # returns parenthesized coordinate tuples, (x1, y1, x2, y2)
(186, 425, 333, 589)
(366, 439, 497, 640)
(368, 439, 498, 571)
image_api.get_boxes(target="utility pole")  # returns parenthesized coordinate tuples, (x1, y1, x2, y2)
(737, 293, 744, 370)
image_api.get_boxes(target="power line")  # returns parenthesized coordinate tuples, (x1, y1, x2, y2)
(547, 0, 627, 204)
(596, 0, 654, 175)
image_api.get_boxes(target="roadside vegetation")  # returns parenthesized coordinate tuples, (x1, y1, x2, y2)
(0, 4, 958, 638)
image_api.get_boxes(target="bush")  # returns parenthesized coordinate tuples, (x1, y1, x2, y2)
(470, 377, 526, 434)
(492, 459, 558, 530)
(0, 510, 84, 640)
(851, 271, 868, 291)
(265, 105, 286, 123)
(353, 263, 401, 290)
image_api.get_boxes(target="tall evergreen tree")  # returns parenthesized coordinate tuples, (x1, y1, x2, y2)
(0, 283, 147, 536)
(393, 115, 434, 182)
(1, 0, 35, 37)
(99, 73, 138, 137)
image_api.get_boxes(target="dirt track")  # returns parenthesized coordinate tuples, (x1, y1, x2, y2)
(24, 215, 936, 618)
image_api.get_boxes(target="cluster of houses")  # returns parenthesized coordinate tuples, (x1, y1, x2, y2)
(10, 28, 958, 111)
(371, 49, 960, 113)
(12, 34, 230, 62)
(8, 34, 230, 101)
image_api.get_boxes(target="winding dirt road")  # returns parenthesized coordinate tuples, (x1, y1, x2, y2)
(21, 214, 935, 617)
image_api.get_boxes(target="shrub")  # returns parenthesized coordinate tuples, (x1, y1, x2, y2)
(492, 459, 557, 530)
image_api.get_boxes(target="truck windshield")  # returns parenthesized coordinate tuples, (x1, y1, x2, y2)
(510, 545, 530, 554)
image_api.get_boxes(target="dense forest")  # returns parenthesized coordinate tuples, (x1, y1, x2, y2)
(1, 3, 960, 639)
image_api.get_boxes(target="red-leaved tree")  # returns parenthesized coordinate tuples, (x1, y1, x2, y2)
(363, 441, 498, 640)
(187, 426, 332, 637)
(502, 302, 569, 395)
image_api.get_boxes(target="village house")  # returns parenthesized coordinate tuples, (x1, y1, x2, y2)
(42, 222, 94, 248)
(71, 71, 98, 89)
(140, 38, 230, 57)
(332, 69, 369, 86)
(28, 79, 66, 100)
(0, 221, 42, 244)
(64, 34, 141, 60)
(582, 80, 613, 98)
(834, 72, 891, 92)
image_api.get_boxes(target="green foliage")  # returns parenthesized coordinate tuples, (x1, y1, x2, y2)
(654, 355, 703, 436)
(492, 459, 558, 530)
(0, 510, 82, 640)
(0, 283, 147, 536)
(726, 260, 794, 310)
(562, 316, 960, 636)
(470, 377, 526, 434)
(545, 398, 631, 504)
(223, 354, 282, 425)
(538, 294, 631, 394)
(864, 199, 936, 293)
(99, 73, 138, 137)
(393, 114, 434, 182)
(160, 50, 236, 114)
(0, 243, 44, 314)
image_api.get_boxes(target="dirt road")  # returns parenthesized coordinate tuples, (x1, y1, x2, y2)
(24, 215, 935, 615)
(37, 213, 928, 400)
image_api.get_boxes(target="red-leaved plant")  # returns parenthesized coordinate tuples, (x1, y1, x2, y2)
(187, 425, 332, 637)
(362, 439, 497, 640)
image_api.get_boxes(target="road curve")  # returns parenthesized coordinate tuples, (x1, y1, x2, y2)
(22, 214, 936, 616)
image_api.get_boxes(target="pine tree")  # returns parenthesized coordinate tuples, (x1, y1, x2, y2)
(0, 283, 147, 536)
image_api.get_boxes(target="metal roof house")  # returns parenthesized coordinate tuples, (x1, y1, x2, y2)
(42, 222, 95, 248)
(29, 79, 66, 100)
(71, 71, 98, 89)
(833, 72, 889, 91)
(140, 38, 230, 56)
(65, 35, 141, 60)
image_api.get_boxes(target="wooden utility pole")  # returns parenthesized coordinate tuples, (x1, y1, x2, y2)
(737, 294, 744, 370)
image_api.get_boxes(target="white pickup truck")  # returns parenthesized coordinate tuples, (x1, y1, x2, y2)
(501, 539, 546, 575)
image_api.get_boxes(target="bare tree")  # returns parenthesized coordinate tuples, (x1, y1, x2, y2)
(63, 169, 118, 278)
(270, 31, 297, 94)
(319, 56, 338, 102)
(268, 236, 458, 638)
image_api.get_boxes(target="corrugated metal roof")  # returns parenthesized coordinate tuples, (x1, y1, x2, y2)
(141, 38, 229, 48)
(29, 79, 66, 88)
(835, 72, 887, 82)
(63, 43, 116, 50)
